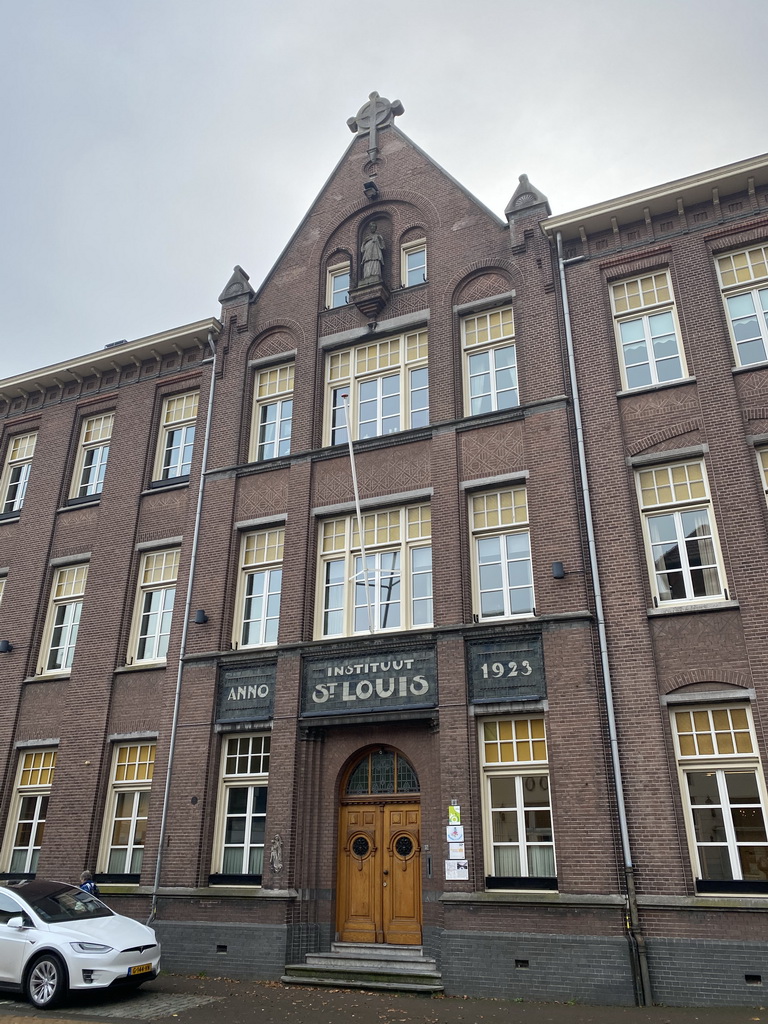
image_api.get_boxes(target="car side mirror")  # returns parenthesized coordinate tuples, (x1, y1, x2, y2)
(6, 915, 26, 929)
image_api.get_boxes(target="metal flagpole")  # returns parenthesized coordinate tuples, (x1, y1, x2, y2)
(341, 393, 375, 634)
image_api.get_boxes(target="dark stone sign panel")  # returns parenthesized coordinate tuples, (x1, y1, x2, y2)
(217, 662, 276, 722)
(467, 636, 545, 703)
(302, 647, 437, 717)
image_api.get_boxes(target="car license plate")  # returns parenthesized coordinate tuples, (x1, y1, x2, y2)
(129, 963, 152, 976)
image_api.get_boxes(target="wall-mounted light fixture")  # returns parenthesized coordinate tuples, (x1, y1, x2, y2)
(0, 639, 13, 653)
(193, 610, 208, 625)
(552, 561, 585, 580)
(363, 180, 379, 200)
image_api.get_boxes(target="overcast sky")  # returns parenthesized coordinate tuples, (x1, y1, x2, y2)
(2, 0, 767, 381)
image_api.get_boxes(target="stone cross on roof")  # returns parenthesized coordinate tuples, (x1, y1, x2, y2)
(347, 91, 404, 166)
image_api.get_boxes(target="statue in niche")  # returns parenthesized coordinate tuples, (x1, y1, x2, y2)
(361, 222, 385, 280)
(270, 833, 283, 873)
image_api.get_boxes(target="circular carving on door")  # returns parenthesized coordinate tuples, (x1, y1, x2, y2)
(352, 836, 370, 857)
(395, 834, 414, 857)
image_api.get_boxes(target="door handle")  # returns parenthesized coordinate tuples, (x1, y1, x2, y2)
(382, 870, 389, 875)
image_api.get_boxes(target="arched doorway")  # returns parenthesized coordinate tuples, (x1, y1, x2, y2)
(336, 748, 422, 945)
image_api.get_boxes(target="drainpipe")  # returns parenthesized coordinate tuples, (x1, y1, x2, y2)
(148, 329, 219, 925)
(555, 233, 652, 1006)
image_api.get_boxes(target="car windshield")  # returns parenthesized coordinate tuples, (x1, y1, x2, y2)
(26, 886, 113, 922)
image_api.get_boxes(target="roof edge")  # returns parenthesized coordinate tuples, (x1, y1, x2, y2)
(543, 151, 768, 238)
(0, 317, 222, 393)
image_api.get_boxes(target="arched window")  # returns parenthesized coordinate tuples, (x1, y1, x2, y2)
(345, 750, 419, 796)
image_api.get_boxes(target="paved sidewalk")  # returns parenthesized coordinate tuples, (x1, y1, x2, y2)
(0, 973, 764, 1024)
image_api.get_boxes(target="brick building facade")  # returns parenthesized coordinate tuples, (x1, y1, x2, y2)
(1, 94, 768, 1006)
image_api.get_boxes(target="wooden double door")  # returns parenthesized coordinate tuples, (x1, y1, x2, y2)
(337, 802, 422, 944)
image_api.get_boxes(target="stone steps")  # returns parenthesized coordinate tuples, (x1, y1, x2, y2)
(282, 942, 443, 994)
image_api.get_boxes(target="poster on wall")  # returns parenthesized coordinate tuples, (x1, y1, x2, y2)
(445, 859, 469, 880)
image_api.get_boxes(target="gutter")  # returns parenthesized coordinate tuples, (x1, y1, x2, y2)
(147, 328, 219, 925)
(555, 233, 652, 1006)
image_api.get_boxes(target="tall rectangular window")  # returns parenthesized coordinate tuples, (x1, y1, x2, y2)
(212, 734, 270, 882)
(610, 272, 686, 390)
(154, 391, 198, 481)
(317, 504, 432, 638)
(480, 717, 556, 887)
(716, 245, 768, 367)
(70, 413, 113, 499)
(235, 527, 283, 648)
(130, 549, 179, 662)
(462, 307, 518, 415)
(1, 432, 37, 515)
(1, 749, 56, 876)
(471, 488, 534, 619)
(636, 461, 726, 605)
(326, 331, 428, 446)
(672, 705, 768, 891)
(401, 241, 427, 287)
(251, 364, 293, 462)
(101, 743, 155, 877)
(40, 564, 88, 674)
(327, 263, 351, 308)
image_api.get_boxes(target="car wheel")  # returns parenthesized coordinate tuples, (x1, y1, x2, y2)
(25, 952, 68, 1010)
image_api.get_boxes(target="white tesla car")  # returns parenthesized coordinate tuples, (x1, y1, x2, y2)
(0, 879, 160, 1009)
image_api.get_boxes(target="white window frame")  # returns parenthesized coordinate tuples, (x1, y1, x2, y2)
(757, 448, 768, 506)
(70, 413, 113, 499)
(480, 717, 555, 885)
(716, 245, 768, 368)
(0, 748, 57, 875)
(316, 504, 433, 638)
(401, 240, 427, 288)
(153, 391, 199, 481)
(249, 364, 293, 462)
(672, 705, 768, 889)
(233, 527, 283, 649)
(327, 262, 351, 308)
(38, 564, 88, 675)
(462, 306, 519, 416)
(325, 331, 429, 446)
(636, 461, 727, 606)
(129, 549, 179, 663)
(470, 488, 534, 620)
(0, 432, 37, 515)
(610, 271, 687, 390)
(98, 742, 155, 877)
(211, 734, 270, 880)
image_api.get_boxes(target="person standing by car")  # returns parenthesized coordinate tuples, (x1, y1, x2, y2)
(78, 871, 100, 897)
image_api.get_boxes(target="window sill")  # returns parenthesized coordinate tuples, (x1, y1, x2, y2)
(733, 360, 768, 375)
(637, 893, 768, 910)
(208, 874, 262, 887)
(23, 672, 71, 683)
(61, 496, 101, 510)
(144, 477, 190, 494)
(0, 512, 21, 524)
(485, 876, 557, 891)
(114, 661, 168, 674)
(616, 376, 696, 398)
(647, 599, 739, 617)
(696, 879, 768, 896)
(440, 890, 624, 908)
